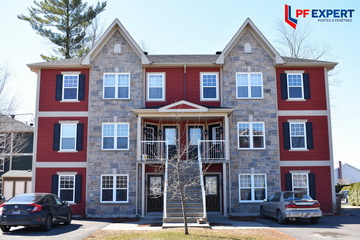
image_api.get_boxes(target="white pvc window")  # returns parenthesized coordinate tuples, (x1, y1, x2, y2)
(238, 122, 265, 149)
(201, 73, 219, 101)
(236, 73, 263, 98)
(147, 73, 165, 101)
(60, 124, 77, 151)
(63, 74, 79, 100)
(101, 174, 129, 203)
(102, 123, 129, 150)
(292, 173, 309, 194)
(58, 175, 75, 203)
(103, 73, 130, 99)
(239, 174, 267, 202)
(287, 73, 304, 99)
(289, 122, 307, 149)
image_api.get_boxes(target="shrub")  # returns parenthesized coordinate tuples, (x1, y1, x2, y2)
(348, 182, 360, 206)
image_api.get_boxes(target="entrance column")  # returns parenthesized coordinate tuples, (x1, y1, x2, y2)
(224, 114, 230, 216)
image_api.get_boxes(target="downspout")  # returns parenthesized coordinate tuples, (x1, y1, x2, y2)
(183, 65, 187, 100)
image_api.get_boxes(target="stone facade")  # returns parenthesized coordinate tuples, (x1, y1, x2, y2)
(86, 30, 143, 217)
(222, 29, 280, 215)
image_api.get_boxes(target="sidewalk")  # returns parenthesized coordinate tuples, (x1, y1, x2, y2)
(101, 216, 269, 231)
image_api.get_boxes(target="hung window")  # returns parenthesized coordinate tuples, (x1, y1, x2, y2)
(102, 123, 129, 150)
(101, 174, 129, 203)
(201, 73, 219, 101)
(236, 73, 263, 98)
(238, 122, 265, 149)
(239, 174, 267, 202)
(147, 73, 165, 101)
(56, 73, 85, 101)
(103, 73, 130, 99)
(58, 175, 75, 203)
(280, 72, 310, 100)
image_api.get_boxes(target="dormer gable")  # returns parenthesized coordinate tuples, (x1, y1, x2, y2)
(81, 19, 151, 65)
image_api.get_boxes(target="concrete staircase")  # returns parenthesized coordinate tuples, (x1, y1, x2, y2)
(162, 160, 207, 224)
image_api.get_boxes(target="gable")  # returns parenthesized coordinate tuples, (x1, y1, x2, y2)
(82, 19, 150, 65)
(158, 100, 208, 112)
(216, 18, 283, 64)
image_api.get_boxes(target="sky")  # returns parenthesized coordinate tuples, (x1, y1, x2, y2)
(0, 0, 359, 170)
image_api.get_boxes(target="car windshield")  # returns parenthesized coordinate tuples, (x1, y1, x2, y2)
(8, 194, 44, 203)
(283, 192, 313, 201)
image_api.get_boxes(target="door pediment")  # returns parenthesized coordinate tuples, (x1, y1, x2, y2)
(158, 100, 208, 113)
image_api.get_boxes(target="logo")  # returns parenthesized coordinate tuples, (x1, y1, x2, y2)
(285, 5, 298, 29)
(284, 4, 355, 29)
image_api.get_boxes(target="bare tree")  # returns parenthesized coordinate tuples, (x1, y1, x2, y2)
(275, 21, 334, 61)
(0, 64, 18, 115)
(143, 116, 223, 234)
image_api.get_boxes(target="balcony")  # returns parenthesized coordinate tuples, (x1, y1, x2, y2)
(140, 140, 226, 162)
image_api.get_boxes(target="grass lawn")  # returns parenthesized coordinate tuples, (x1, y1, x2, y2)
(86, 228, 295, 240)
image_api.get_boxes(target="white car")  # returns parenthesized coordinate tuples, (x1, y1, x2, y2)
(260, 191, 322, 224)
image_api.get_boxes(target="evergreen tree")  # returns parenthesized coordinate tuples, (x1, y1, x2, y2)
(18, 0, 106, 61)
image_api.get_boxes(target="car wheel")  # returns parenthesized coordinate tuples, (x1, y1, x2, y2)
(0, 225, 11, 232)
(310, 217, 319, 224)
(260, 207, 267, 219)
(277, 210, 286, 224)
(42, 214, 52, 231)
(64, 212, 72, 225)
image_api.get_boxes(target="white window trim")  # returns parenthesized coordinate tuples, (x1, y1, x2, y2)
(200, 72, 219, 101)
(0, 134, 5, 149)
(103, 73, 131, 99)
(292, 173, 309, 195)
(59, 123, 77, 152)
(62, 74, 79, 102)
(147, 73, 166, 101)
(239, 174, 267, 203)
(289, 122, 307, 150)
(102, 123, 130, 151)
(237, 122, 266, 150)
(0, 158, 4, 172)
(236, 72, 264, 99)
(287, 73, 304, 100)
(100, 174, 129, 203)
(58, 175, 76, 204)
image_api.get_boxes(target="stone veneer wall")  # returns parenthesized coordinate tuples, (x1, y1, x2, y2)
(86, 30, 142, 217)
(222, 28, 280, 216)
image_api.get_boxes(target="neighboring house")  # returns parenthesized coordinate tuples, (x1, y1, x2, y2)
(334, 162, 360, 184)
(0, 114, 33, 199)
(27, 18, 337, 220)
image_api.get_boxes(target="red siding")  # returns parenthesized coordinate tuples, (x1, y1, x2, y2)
(35, 168, 86, 215)
(277, 67, 327, 111)
(39, 69, 89, 112)
(279, 116, 330, 161)
(145, 67, 220, 108)
(280, 166, 332, 213)
(37, 117, 87, 162)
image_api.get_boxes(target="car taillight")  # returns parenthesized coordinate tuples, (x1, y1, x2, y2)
(285, 202, 321, 208)
(0, 204, 3, 213)
(29, 204, 43, 212)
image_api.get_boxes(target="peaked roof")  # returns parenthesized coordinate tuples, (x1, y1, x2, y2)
(0, 115, 34, 132)
(158, 100, 209, 112)
(216, 18, 284, 64)
(81, 18, 151, 65)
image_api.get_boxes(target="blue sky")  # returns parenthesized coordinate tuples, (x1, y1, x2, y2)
(0, 0, 359, 170)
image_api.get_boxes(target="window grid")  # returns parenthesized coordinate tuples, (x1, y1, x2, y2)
(103, 73, 130, 99)
(102, 123, 129, 150)
(238, 122, 265, 149)
(239, 174, 267, 202)
(236, 72, 263, 99)
(58, 175, 75, 203)
(0, 158, 4, 171)
(147, 73, 165, 101)
(62, 75, 79, 100)
(287, 73, 304, 99)
(292, 173, 309, 194)
(289, 122, 307, 149)
(60, 124, 77, 151)
(201, 73, 219, 101)
(101, 174, 129, 203)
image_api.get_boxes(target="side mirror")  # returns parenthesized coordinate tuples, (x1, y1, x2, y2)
(263, 199, 268, 202)
(62, 201, 68, 205)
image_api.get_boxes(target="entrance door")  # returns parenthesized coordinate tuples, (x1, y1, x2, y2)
(147, 175, 163, 212)
(208, 124, 223, 159)
(205, 175, 220, 212)
(188, 126, 203, 160)
(144, 124, 158, 160)
(164, 126, 178, 159)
